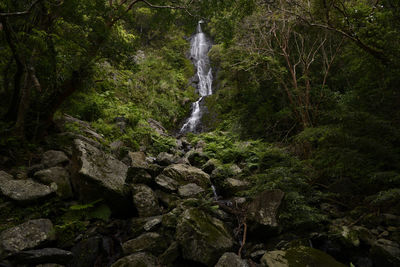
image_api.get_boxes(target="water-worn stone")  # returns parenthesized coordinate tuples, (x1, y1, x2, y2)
(155, 174, 180, 192)
(122, 232, 168, 255)
(215, 252, 249, 267)
(0, 219, 55, 258)
(246, 189, 284, 235)
(111, 252, 157, 267)
(370, 238, 400, 267)
(261, 246, 346, 267)
(0, 179, 56, 202)
(162, 164, 210, 188)
(41, 150, 69, 168)
(71, 139, 130, 213)
(34, 167, 73, 199)
(9, 248, 72, 265)
(175, 208, 234, 266)
(178, 183, 204, 197)
(132, 184, 160, 217)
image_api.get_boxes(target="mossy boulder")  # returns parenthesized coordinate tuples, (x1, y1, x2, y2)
(261, 246, 346, 267)
(175, 207, 234, 266)
(162, 164, 210, 189)
(34, 167, 73, 199)
(111, 252, 157, 267)
(132, 184, 160, 217)
(122, 232, 169, 255)
(215, 252, 249, 267)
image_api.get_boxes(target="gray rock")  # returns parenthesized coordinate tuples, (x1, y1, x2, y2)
(41, 150, 69, 168)
(71, 139, 130, 213)
(147, 118, 168, 137)
(0, 219, 55, 258)
(132, 184, 160, 217)
(122, 232, 168, 255)
(0, 171, 12, 182)
(246, 189, 284, 234)
(215, 252, 249, 267)
(175, 208, 234, 266)
(0, 179, 56, 202)
(34, 167, 73, 199)
(111, 252, 157, 267)
(9, 248, 72, 265)
(225, 178, 249, 191)
(155, 174, 180, 192)
(261, 246, 346, 267)
(128, 152, 148, 168)
(371, 238, 400, 267)
(162, 164, 210, 189)
(130, 216, 163, 237)
(55, 114, 105, 143)
(70, 236, 102, 267)
(178, 183, 204, 197)
(159, 241, 180, 265)
(186, 149, 209, 168)
(156, 152, 175, 166)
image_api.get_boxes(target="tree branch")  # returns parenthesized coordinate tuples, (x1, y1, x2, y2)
(0, 0, 43, 17)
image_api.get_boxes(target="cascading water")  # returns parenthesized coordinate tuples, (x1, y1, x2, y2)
(180, 21, 213, 133)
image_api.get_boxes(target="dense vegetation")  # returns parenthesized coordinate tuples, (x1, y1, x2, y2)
(1, 0, 400, 266)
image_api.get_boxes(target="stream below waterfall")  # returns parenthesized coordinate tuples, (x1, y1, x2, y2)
(180, 21, 213, 133)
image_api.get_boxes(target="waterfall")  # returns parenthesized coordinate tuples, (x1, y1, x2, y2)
(180, 21, 213, 133)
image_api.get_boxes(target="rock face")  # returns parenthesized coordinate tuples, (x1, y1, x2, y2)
(246, 189, 285, 234)
(162, 164, 210, 189)
(41, 150, 69, 168)
(175, 208, 234, 266)
(215, 252, 249, 267)
(111, 252, 157, 267)
(261, 246, 346, 267)
(0, 219, 55, 258)
(0, 178, 56, 202)
(34, 167, 73, 198)
(71, 139, 130, 213)
(132, 184, 160, 217)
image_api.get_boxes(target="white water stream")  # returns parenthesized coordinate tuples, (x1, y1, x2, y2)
(180, 21, 213, 133)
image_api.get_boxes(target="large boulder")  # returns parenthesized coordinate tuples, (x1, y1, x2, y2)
(246, 189, 284, 235)
(0, 219, 55, 258)
(162, 164, 210, 189)
(132, 184, 160, 217)
(122, 232, 168, 255)
(111, 252, 157, 267)
(71, 139, 130, 213)
(41, 150, 69, 168)
(261, 246, 346, 267)
(370, 239, 400, 267)
(178, 183, 205, 197)
(0, 178, 56, 203)
(34, 167, 73, 199)
(156, 152, 176, 166)
(215, 252, 249, 267)
(155, 174, 180, 192)
(175, 208, 234, 266)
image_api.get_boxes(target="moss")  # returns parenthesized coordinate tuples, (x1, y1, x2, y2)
(285, 246, 346, 267)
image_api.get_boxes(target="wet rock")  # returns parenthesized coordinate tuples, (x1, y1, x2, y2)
(9, 248, 72, 265)
(370, 239, 400, 267)
(132, 184, 160, 217)
(261, 246, 346, 267)
(178, 183, 204, 197)
(155, 174, 180, 192)
(0, 219, 55, 258)
(41, 150, 69, 168)
(122, 232, 168, 255)
(162, 164, 210, 188)
(34, 167, 73, 199)
(111, 252, 157, 267)
(71, 139, 130, 213)
(246, 189, 284, 235)
(156, 152, 175, 166)
(175, 208, 234, 266)
(0, 178, 56, 203)
(215, 252, 249, 267)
